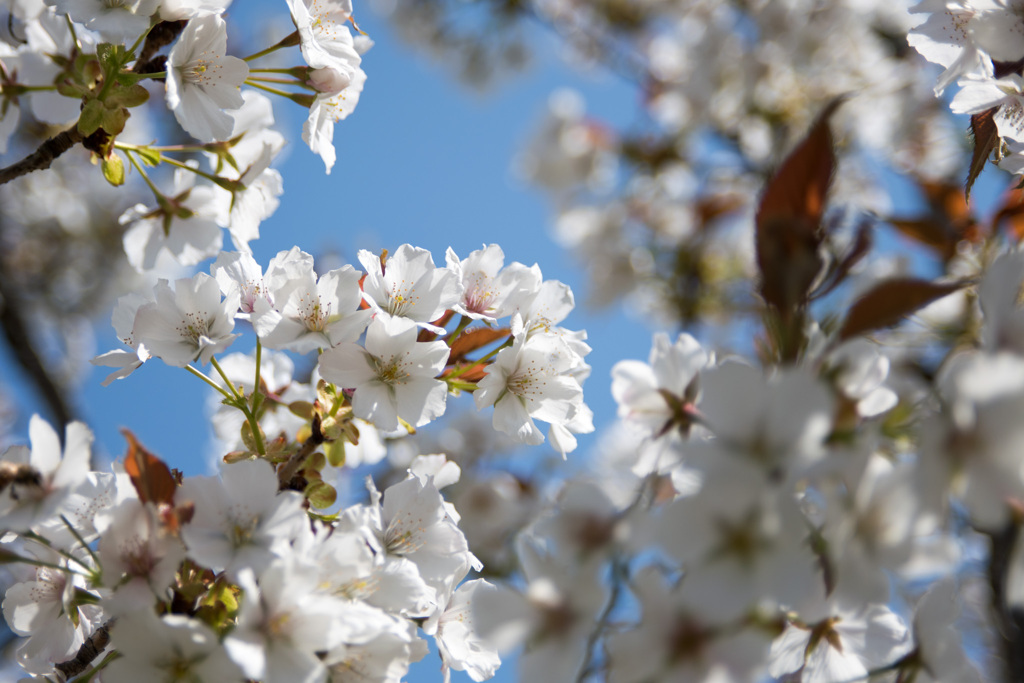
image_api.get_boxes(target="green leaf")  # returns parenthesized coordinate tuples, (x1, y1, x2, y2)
(288, 401, 315, 420)
(106, 83, 150, 108)
(97, 43, 127, 71)
(101, 152, 125, 186)
(306, 479, 337, 510)
(77, 99, 105, 136)
(240, 421, 257, 452)
(100, 105, 128, 136)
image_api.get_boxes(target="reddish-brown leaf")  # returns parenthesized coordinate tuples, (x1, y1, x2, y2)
(121, 429, 177, 506)
(755, 98, 842, 313)
(993, 186, 1024, 242)
(449, 327, 511, 363)
(967, 108, 999, 201)
(838, 278, 966, 341)
(887, 218, 961, 262)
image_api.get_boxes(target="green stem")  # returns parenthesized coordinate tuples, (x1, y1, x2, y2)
(246, 76, 302, 86)
(185, 365, 233, 400)
(65, 14, 80, 50)
(252, 340, 262, 411)
(446, 315, 472, 346)
(211, 357, 266, 456)
(60, 515, 101, 570)
(159, 155, 229, 186)
(249, 67, 302, 74)
(445, 379, 478, 392)
(122, 149, 163, 198)
(243, 30, 300, 62)
(127, 27, 150, 58)
(245, 80, 295, 99)
(121, 70, 167, 81)
(19, 532, 91, 575)
(210, 356, 242, 399)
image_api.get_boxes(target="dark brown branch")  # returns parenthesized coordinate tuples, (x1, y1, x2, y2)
(985, 523, 1024, 682)
(54, 619, 114, 679)
(0, 126, 83, 186)
(0, 226, 76, 429)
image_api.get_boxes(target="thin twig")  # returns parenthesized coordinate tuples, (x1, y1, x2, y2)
(0, 127, 83, 187)
(55, 619, 115, 679)
(278, 424, 324, 489)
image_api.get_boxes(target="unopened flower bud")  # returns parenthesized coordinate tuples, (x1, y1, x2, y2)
(307, 67, 351, 95)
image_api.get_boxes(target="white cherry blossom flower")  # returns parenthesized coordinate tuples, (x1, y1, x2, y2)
(445, 245, 542, 323)
(319, 315, 450, 431)
(908, 0, 983, 94)
(96, 499, 186, 615)
(177, 459, 306, 577)
(2, 550, 104, 675)
(359, 243, 462, 333)
(305, 65, 366, 173)
(427, 579, 501, 683)
(225, 558, 389, 683)
(606, 567, 771, 683)
(166, 13, 248, 142)
(91, 292, 152, 385)
(252, 257, 371, 353)
(474, 319, 585, 450)
(159, 0, 232, 20)
(287, 0, 359, 71)
(951, 73, 1024, 144)
(132, 272, 241, 367)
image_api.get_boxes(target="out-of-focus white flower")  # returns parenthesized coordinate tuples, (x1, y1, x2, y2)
(104, 611, 244, 683)
(612, 332, 709, 438)
(2, 549, 104, 675)
(166, 14, 248, 142)
(0, 416, 92, 533)
(120, 170, 225, 272)
(50, 0, 159, 42)
(606, 567, 771, 683)
(901, 578, 982, 683)
(96, 499, 186, 615)
(159, 0, 232, 20)
(769, 597, 911, 683)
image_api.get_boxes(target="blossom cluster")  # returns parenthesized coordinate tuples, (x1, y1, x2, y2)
(2, 239, 593, 681)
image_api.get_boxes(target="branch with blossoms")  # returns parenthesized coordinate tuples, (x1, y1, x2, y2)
(2, 236, 597, 681)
